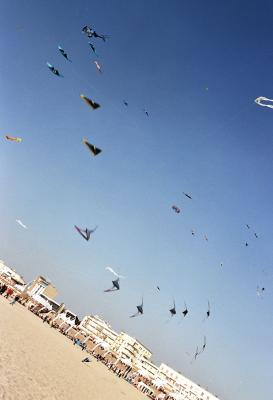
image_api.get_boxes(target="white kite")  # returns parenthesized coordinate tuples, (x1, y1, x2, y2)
(255, 96, 273, 109)
(94, 61, 102, 73)
(105, 267, 125, 279)
(16, 219, 28, 229)
(256, 286, 265, 297)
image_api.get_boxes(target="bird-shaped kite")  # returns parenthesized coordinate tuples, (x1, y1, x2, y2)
(201, 336, 207, 353)
(80, 94, 100, 110)
(256, 286, 265, 297)
(82, 26, 108, 41)
(89, 42, 98, 56)
(104, 267, 124, 292)
(74, 225, 97, 241)
(205, 301, 210, 320)
(143, 109, 149, 117)
(16, 219, 28, 229)
(58, 45, 71, 61)
(5, 136, 22, 142)
(194, 346, 200, 360)
(172, 205, 181, 214)
(130, 298, 143, 318)
(46, 62, 63, 77)
(183, 192, 192, 200)
(169, 300, 176, 316)
(104, 278, 120, 292)
(94, 60, 102, 73)
(182, 303, 188, 317)
(105, 267, 125, 279)
(82, 139, 102, 156)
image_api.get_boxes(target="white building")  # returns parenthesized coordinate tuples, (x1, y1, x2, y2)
(112, 331, 152, 364)
(0, 260, 25, 286)
(79, 315, 119, 346)
(157, 363, 219, 400)
(135, 358, 159, 379)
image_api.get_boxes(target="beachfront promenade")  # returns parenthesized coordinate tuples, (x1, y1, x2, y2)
(0, 296, 147, 400)
(0, 262, 219, 400)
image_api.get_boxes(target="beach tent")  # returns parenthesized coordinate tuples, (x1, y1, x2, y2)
(92, 340, 110, 352)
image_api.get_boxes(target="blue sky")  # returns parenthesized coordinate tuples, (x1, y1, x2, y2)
(1, 1, 273, 399)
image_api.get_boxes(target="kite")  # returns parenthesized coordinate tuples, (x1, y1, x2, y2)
(46, 62, 63, 77)
(89, 42, 98, 56)
(255, 96, 273, 109)
(143, 109, 149, 117)
(200, 336, 207, 353)
(74, 225, 97, 241)
(183, 192, 192, 200)
(80, 94, 100, 110)
(194, 337, 207, 360)
(82, 357, 91, 363)
(246, 224, 250, 229)
(123, 100, 128, 106)
(191, 229, 195, 236)
(82, 139, 102, 156)
(157, 286, 160, 291)
(105, 267, 125, 279)
(169, 300, 176, 316)
(205, 301, 210, 319)
(256, 286, 265, 297)
(16, 219, 27, 229)
(204, 235, 208, 241)
(5, 136, 22, 142)
(104, 278, 120, 292)
(82, 26, 108, 41)
(254, 232, 258, 238)
(194, 346, 200, 360)
(58, 45, 71, 61)
(172, 205, 181, 214)
(245, 242, 249, 247)
(130, 298, 143, 318)
(182, 303, 188, 317)
(94, 60, 102, 73)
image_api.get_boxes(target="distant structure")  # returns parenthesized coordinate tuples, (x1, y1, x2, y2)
(112, 331, 152, 364)
(80, 315, 118, 347)
(157, 363, 219, 400)
(0, 260, 25, 286)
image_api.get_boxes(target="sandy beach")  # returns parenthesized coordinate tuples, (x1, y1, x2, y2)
(0, 296, 146, 400)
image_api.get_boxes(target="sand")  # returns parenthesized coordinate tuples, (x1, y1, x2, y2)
(0, 296, 146, 400)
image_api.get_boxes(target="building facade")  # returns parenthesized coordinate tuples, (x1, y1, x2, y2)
(112, 331, 152, 364)
(79, 315, 119, 346)
(157, 363, 218, 400)
(0, 260, 25, 286)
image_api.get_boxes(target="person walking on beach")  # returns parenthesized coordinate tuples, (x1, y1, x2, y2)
(9, 295, 20, 306)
